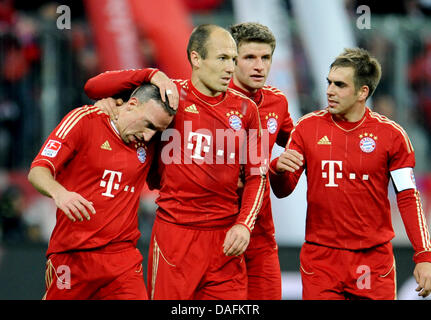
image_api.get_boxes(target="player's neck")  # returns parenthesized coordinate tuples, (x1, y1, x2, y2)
(190, 75, 223, 98)
(333, 104, 366, 122)
(189, 78, 226, 105)
(230, 78, 263, 105)
(231, 77, 258, 97)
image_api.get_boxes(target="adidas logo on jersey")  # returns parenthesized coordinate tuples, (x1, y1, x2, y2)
(318, 136, 331, 145)
(101, 140, 112, 150)
(185, 104, 199, 114)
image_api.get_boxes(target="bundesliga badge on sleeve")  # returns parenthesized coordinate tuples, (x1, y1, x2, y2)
(41, 140, 62, 158)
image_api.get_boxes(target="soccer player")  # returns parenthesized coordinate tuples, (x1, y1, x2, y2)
(84, 24, 266, 300)
(28, 84, 175, 300)
(228, 22, 299, 300)
(269, 47, 431, 299)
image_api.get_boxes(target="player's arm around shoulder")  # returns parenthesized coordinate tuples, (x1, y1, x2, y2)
(84, 68, 160, 99)
(89, 69, 179, 120)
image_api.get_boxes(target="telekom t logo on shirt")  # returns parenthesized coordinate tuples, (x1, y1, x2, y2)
(159, 122, 268, 172)
(321, 160, 370, 187)
(321, 160, 343, 187)
(100, 170, 122, 197)
(100, 170, 136, 197)
(187, 132, 212, 160)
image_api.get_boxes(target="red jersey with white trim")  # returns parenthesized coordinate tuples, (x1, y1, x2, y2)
(30, 106, 154, 256)
(229, 81, 293, 245)
(272, 107, 430, 250)
(155, 80, 265, 230)
(84, 69, 266, 231)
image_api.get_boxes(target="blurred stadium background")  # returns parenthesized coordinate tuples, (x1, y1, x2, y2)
(1, 0, 431, 300)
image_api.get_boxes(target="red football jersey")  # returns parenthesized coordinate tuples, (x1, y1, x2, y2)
(31, 106, 154, 256)
(84, 70, 267, 231)
(229, 81, 293, 245)
(84, 68, 159, 100)
(156, 80, 265, 230)
(270, 107, 430, 251)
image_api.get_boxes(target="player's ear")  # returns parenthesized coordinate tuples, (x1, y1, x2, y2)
(190, 50, 201, 69)
(358, 85, 369, 102)
(127, 97, 139, 110)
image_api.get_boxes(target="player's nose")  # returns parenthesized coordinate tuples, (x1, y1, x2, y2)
(326, 83, 335, 96)
(225, 59, 235, 74)
(143, 131, 156, 142)
(254, 58, 264, 71)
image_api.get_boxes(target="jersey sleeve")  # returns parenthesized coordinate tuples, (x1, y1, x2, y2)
(388, 124, 431, 263)
(388, 125, 415, 171)
(84, 68, 159, 100)
(236, 100, 267, 232)
(275, 96, 293, 147)
(269, 125, 305, 198)
(30, 106, 94, 177)
(397, 189, 431, 263)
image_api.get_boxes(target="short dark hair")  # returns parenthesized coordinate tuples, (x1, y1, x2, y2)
(229, 22, 276, 54)
(330, 47, 382, 100)
(130, 84, 176, 116)
(186, 24, 218, 65)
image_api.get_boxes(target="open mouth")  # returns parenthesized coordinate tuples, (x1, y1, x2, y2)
(250, 75, 264, 81)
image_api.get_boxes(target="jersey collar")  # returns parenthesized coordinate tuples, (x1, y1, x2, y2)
(229, 80, 263, 106)
(330, 107, 370, 132)
(189, 80, 226, 106)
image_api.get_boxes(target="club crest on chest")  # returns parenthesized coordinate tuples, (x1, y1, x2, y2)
(359, 133, 377, 153)
(226, 110, 243, 131)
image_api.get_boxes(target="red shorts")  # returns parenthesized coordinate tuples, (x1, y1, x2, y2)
(245, 234, 282, 300)
(147, 218, 247, 300)
(43, 242, 148, 300)
(299, 241, 396, 300)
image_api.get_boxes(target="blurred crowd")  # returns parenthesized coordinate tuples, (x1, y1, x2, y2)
(0, 1, 106, 244)
(1, 0, 431, 244)
(0, 1, 99, 170)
